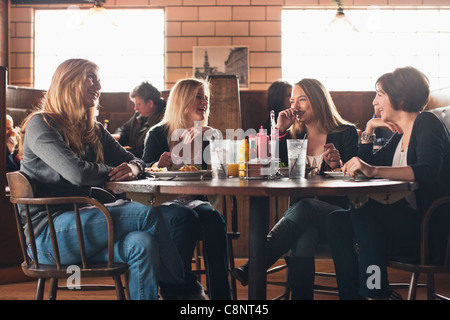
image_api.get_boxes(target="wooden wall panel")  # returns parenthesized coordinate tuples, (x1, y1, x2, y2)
(240, 90, 269, 133)
(1, 69, 23, 271)
(331, 91, 375, 130)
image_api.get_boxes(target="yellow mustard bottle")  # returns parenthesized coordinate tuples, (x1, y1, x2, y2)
(238, 139, 249, 177)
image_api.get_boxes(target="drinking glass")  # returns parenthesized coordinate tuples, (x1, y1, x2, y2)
(287, 139, 308, 179)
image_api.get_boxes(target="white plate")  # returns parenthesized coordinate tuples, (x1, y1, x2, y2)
(324, 171, 368, 179)
(146, 170, 212, 180)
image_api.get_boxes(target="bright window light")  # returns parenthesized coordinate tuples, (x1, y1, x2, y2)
(35, 8, 164, 92)
(282, 8, 450, 91)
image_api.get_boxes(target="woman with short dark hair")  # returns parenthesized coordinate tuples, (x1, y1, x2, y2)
(327, 66, 450, 300)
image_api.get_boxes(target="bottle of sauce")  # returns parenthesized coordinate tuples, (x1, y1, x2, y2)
(257, 126, 268, 161)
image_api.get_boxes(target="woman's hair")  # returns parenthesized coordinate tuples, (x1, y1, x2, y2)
(21, 58, 104, 162)
(267, 80, 292, 114)
(130, 81, 166, 112)
(158, 78, 210, 148)
(376, 66, 430, 113)
(290, 78, 353, 137)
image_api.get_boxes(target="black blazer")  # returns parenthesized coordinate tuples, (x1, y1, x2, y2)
(358, 111, 450, 212)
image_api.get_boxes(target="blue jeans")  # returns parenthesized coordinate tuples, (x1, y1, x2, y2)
(34, 201, 185, 300)
(327, 199, 420, 299)
(161, 203, 231, 300)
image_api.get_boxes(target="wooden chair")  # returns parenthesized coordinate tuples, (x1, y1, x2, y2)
(6, 171, 129, 300)
(223, 195, 241, 300)
(388, 196, 450, 300)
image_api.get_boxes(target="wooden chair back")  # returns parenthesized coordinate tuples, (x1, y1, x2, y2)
(207, 75, 242, 137)
(6, 171, 128, 300)
(389, 196, 450, 300)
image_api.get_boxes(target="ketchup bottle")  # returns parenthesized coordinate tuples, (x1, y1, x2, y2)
(257, 126, 269, 160)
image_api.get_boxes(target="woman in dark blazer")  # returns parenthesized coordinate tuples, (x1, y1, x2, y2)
(232, 78, 359, 299)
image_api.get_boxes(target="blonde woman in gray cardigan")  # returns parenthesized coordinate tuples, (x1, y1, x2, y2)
(19, 59, 189, 300)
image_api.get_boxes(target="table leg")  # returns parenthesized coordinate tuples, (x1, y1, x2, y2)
(248, 196, 270, 300)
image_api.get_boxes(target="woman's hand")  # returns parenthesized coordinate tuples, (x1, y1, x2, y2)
(178, 126, 213, 165)
(109, 162, 140, 181)
(365, 118, 401, 135)
(180, 125, 214, 144)
(276, 108, 298, 133)
(342, 157, 376, 178)
(323, 143, 342, 169)
(154, 151, 173, 169)
(343, 156, 415, 181)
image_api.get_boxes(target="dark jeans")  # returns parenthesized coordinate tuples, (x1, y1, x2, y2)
(326, 199, 420, 299)
(285, 198, 342, 257)
(161, 203, 231, 300)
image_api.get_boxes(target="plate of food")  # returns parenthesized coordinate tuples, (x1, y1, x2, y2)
(145, 165, 212, 180)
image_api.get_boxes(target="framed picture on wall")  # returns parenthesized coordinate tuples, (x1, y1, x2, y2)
(193, 46, 249, 88)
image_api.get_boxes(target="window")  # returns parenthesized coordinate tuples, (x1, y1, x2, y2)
(35, 8, 164, 92)
(282, 8, 450, 91)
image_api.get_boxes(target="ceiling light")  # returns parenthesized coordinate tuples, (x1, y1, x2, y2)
(326, 0, 358, 33)
(79, 1, 118, 29)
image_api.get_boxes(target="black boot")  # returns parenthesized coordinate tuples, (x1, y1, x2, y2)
(285, 256, 315, 300)
(231, 217, 301, 286)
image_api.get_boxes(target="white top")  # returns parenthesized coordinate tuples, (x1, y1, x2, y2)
(392, 136, 417, 210)
(307, 154, 323, 175)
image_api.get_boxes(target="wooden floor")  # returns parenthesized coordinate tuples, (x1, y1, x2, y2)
(1, 258, 449, 300)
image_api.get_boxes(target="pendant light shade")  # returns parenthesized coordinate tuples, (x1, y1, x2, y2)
(326, 0, 358, 33)
(79, 1, 118, 29)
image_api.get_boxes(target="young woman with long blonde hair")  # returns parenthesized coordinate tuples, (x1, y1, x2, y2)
(19, 58, 190, 300)
(142, 78, 231, 300)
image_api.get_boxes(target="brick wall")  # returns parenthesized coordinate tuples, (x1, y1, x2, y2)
(8, 0, 450, 89)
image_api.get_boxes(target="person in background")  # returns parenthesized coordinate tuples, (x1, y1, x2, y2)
(112, 81, 166, 157)
(6, 114, 21, 172)
(142, 78, 231, 300)
(18, 58, 191, 300)
(327, 66, 450, 300)
(232, 78, 359, 299)
(264, 80, 293, 136)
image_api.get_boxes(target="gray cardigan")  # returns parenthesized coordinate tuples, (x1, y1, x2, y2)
(20, 114, 144, 238)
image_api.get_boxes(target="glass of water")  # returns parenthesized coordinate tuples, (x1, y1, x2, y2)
(287, 139, 308, 179)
